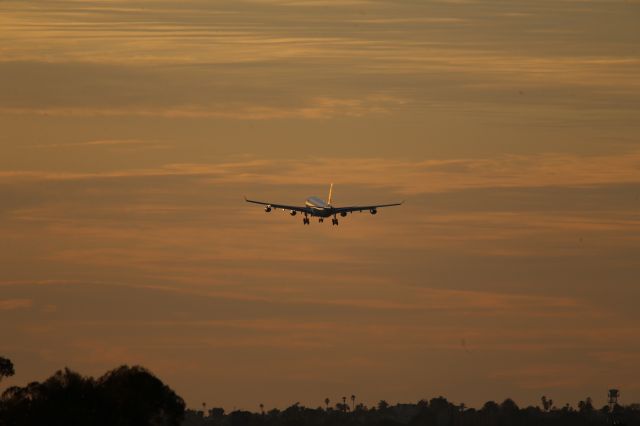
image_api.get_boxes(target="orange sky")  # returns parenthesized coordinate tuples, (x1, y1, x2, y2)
(1, 0, 640, 411)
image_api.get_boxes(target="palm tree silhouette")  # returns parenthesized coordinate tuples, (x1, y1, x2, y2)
(541, 396, 553, 412)
(324, 398, 330, 410)
(351, 395, 356, 410)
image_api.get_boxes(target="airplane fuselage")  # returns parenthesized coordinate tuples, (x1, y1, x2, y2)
(304, 197, 335, 217)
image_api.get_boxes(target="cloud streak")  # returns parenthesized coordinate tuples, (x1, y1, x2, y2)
(2, 152, 639, 194)
(0, 298, 33, 310)
(0, 95, 407, 120)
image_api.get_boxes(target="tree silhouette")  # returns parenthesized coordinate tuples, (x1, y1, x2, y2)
(351, 394, 356, 411)
(324, 397, 330, 411)
(578, 397, 594, 413)
(0, 357, 14, 383)
(0, 365, 184, 426)
(97, 365, 185, 426)
(208, 407, 225, 418)
(1, 368, 99, 425)
(500, 398, 520, 425)
(378, 400, 389, 410)
(501, 398, 519, 412)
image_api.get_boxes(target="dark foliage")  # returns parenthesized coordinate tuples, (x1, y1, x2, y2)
(0, 358, 14, 383)
(182, 397, 640, 426)
(0, 365, 185, 426)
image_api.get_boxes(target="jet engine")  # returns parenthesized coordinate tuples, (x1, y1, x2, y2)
(340, 211, 347, 217)
(370, 208, 378, 215)
(290, 210, 297, 216)
(264, 206, 272, 213)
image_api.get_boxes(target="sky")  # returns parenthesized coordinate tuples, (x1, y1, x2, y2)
(1, 0, 640, 412)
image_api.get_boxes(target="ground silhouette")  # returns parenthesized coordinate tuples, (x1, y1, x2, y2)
(1, 357, 638, 426)
(183, 396, 640, 426)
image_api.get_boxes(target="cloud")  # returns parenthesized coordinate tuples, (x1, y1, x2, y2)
(2, 0, 638, 138)
(0, 95, 407, 120)
(1, 278, 636, 407)
(32, 138, 151, 148)
(0, 278, 590, 318)
(2, 152, 639, 195)
(489, 364, 592, 389)
(243, 0, 374, 6)
(0, 298, 33, 310)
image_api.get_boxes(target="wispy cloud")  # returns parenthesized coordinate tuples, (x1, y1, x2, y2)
(0, 95, 407, 120)
(0, 298, 33, 310)
(32, 138, 150, 148)
(2, 152, 639, 194)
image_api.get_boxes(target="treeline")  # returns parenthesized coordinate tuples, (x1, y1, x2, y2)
(2, 357, 640, 426)
(0, 360, 184, 426)
(184, 398, 639, 426)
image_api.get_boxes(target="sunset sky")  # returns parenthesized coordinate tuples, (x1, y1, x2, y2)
(1, 0, 640, 411)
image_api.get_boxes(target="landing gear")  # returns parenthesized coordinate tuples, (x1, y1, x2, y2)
(319, 218, 324, 223)
(331, 218, 339, 226)
(303, 217, 310, 225)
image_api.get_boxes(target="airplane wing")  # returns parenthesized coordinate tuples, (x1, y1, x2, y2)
(244, 197, 311, 214)
(333, 202, 404, 214)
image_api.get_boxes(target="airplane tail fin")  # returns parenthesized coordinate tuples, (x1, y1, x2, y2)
(327, 183, 334, 206)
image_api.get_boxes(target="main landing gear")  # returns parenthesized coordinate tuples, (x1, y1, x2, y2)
(301, 216, 337, 226)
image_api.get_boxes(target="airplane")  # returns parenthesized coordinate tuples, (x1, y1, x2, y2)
(245, 184, 403, 225)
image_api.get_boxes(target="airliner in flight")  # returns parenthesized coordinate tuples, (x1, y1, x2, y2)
(245, 184, 403, 225)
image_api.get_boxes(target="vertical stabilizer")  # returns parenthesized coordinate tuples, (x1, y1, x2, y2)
(327, 183, 334, 206)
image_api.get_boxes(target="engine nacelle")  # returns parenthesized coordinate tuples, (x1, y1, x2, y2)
(340, 211, 347, 217)
(290, 210, 297, 216)
(370, 208, 378, 215)
(264, 206, 272, 213)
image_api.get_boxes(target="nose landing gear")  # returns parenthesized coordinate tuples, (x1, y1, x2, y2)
(319, 218, 324, 223)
